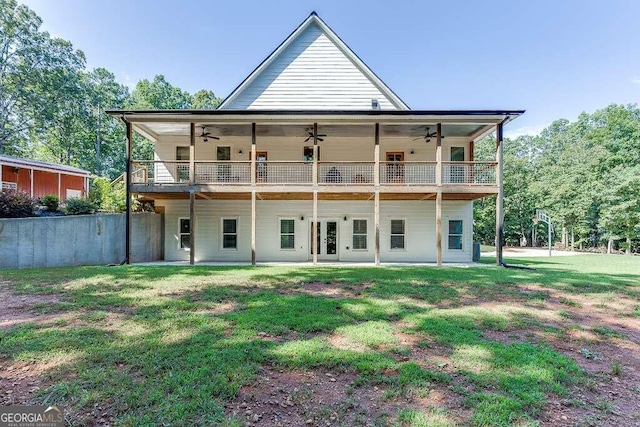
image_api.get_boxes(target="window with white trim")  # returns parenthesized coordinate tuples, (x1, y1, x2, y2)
(448, 220, 463, 250)
(280, 219, 295, 249)
(352, 219, 367, 250)
(179, 218, 190, 250)
(1, 182, 17, 191)
(221, 218, 237, 249)
(390, 219, 405, 250)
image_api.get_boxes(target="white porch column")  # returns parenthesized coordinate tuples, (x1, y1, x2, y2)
(251, 190, 256, 265)
(312, 190, 318, 265)
(374, 123, 380, 265)
(435, 123, 443, 266)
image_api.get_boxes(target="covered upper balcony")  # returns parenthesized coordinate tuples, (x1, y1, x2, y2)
(107, 109, 523, 199)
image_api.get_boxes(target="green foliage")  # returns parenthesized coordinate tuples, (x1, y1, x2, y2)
(474, 104, 640, 253)
(41, 194, 59, 212)
(64, 197, 97, 215)
(0, 3, 222, 178)
(90, 177, 126, 212)
(0, 190, 36, 217)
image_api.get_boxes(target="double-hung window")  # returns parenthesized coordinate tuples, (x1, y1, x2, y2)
(390, 220, 405, 250)
(352, 219, 367, 250)
(222, 218, 237, 249)
(448, 220, 463, 250)
(280, 219, 295, 249)
(179, 218, 190, 250)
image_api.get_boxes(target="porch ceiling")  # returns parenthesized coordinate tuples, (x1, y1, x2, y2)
(107, 109, 524, 142)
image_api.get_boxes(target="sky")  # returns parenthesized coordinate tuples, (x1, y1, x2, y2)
(20, 0, 640, 137)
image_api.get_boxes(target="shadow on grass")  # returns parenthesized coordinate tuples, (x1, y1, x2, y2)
(1, 257, 638, 424)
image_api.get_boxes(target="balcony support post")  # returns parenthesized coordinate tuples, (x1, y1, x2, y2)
(251, 123, 256, 186)
(189, 189, 195, 265)
(374, 123, 380, 186)
(251, 189, 256, 265)
(495, 122, 504, 266)
(374, 123, 380, 265)
(374, 190, 380, 265)
(312, 190, 318, 265)
(189, 123, 195, 184)
(435, 123, 442, 266)
(436, 190, 442, 266)
(125, 119, 132, 264)
(313, 123, 318, 187)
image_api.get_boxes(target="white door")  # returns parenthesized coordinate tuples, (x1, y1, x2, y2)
(310, 220, 339, 261)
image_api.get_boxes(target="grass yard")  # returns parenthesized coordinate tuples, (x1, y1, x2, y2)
(1, 255, 639, 426)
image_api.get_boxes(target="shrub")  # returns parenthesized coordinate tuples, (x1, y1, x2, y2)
(41, 194, 60, 212)
(64, 198, 98, 215)
(90, 177, 126, 212)
(0, 190, 37, 218)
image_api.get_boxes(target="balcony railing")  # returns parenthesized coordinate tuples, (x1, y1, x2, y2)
(380, 162, 437, 185)
(442, 162, 497, 185)
(129, 160, 497, 186)
(319, 162, 374, 185)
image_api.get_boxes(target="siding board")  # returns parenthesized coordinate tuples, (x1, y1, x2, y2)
(223, 24, 400, 110)
(157, 200, 473, 263)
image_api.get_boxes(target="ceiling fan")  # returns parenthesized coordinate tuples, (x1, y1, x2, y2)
(198, 126, 220, 142)
(412, 126, 443, 143)
(304, 128, 327, 142)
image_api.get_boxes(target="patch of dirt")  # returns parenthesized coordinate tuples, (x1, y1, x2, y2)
(283, 281, 373, 298)
(0, 288, 61, 330)
(0, 359, 51, 406)
(479, 284, 640, 426)
(225, 365, 466, 426)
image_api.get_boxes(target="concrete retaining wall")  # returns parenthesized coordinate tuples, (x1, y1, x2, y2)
(0, 213, 163, 269)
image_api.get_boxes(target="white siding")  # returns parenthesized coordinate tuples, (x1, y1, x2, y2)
(156, 200, 474, 263)
(153, 135, 472, 163)
(222, 23, 400, 110)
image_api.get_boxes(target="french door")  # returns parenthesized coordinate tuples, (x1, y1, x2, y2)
(385, 152, 405, 183)
(310, 220, 339, 261)
(449, 147, 465, 183)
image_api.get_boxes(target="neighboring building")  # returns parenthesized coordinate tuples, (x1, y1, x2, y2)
(109, 12, 522, 265)
(0, 155, 90, 200)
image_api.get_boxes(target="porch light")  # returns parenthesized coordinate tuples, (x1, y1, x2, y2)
(343, 216, 347, 221)
(300, 216, 305, 221)
(238, 149, 243, 154)
(410, 150, 415, 155)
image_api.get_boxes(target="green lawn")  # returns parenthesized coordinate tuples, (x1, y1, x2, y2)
(1, 255, 639, 426)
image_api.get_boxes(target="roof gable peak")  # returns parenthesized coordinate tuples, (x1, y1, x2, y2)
(218, 12, 409, 110)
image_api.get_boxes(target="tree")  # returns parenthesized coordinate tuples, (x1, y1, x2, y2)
(126, 75, 191, 110)
(599, 166, 640, 254)
(191, 89, 222, 109)
(0, 0, 84, 155)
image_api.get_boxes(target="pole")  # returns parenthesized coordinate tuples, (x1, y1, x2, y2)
(548, 220, 552, 257)
(125, 119, 132, 264)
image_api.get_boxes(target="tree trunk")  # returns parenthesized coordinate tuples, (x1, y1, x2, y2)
(626, 236, 632, 255)
(570, 228, 575, 252)
(607, 238, 613, 254)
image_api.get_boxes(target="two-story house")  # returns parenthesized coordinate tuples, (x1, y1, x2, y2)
(108, 12, 522, 265)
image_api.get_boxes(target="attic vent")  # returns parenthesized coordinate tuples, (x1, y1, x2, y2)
(371, 99, 380, 110)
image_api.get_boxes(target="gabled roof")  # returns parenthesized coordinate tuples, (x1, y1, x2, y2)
(0, 155, 91, 176)
(218, 11, 409, 110)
